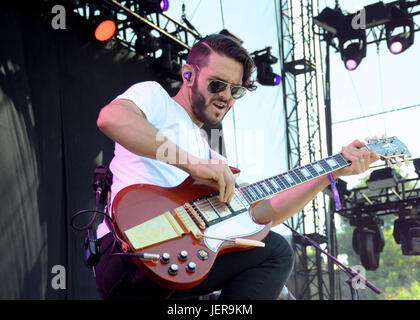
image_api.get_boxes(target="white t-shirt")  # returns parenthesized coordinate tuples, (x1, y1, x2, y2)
(97, 81, 225, 238)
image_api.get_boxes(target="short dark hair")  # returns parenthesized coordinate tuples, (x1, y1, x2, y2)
(186, 34, 257, 91)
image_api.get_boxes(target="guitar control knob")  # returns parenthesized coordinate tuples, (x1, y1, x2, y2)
(168, 264, 179, 275)
(160, 252, 170, 264)
(178, 250, 188, 261)
(186, 261, 196, 273)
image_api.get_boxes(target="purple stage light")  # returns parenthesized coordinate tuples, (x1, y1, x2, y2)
(273, 75, 282, 85)
(389, 41, 403, 54)
(160, 0, 169, 12)
(345, 59, 358, 71)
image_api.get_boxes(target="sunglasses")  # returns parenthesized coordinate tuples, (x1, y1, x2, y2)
(207, 79, 247, 100)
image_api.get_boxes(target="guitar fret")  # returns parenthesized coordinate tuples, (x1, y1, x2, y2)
(313, 162, 325, 175)
(262, 180, 275, 194)
(307, 164, 319, 177)
(250, 184, 263, 199)
(325, 157, 340, 169)
(244, 186, 257, 202)
(239, 152, 360, 203)
(319, 159, 332, 172)
(273, 176, 284, 189)
(294, 169, 306, 182)
(241, 187, 254, 202)
(304, 165, 317, 180)
(289, 171, 301, 184)
(334, 154, 349, 166)
(257, 182, 268, 195)
(280, 174, 293, 187)
(265, 179, 278, 193)
(256, 183, 269, 197)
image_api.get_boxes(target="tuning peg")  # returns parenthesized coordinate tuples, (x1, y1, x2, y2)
(373, 135, 379, 140)
(395, 159, 403, 167)
(364, 137, 371, 143)
(382, 134, 387, 141)
(386, 159, 395, 169)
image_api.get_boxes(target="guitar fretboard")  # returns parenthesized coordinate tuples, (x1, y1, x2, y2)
(239, 153, 350, 204)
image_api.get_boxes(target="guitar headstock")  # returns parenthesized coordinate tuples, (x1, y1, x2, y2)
(365, 136, 412, 168)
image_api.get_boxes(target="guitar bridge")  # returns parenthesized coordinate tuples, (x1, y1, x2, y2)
(172, 205, 203, 238)
(123, 211, 184, 250)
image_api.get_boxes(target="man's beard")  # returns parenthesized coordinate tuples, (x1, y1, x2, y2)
(190, 81, 227, 128)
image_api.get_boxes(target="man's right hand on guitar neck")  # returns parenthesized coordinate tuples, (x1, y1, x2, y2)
(176, 156, 236, 204)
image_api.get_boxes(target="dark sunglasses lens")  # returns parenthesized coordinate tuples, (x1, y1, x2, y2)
(208, 80, 246, 99)
(231, 87, 246, 99)
(208, 81, 227, 93)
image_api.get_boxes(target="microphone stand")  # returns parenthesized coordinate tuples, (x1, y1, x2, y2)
(283, 223, 381, 300)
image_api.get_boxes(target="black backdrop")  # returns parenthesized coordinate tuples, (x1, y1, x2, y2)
(0, 2, 191, 299)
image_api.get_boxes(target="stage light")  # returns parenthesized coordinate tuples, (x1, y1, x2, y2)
(351, 214, 384, 270)
(140, 0, 170, 15)
(284, 59, 316, 76)
(344, 57, 358, 71)
(313, 7, 345, 35)
(94, 18, 116, 42)
(154, 39, 182, 80)
(338, 16, 367, 71)
(88, 6, 117, 43)
(363, 2, 392, 28)
(366, 167, 400, 191)
(252, 47, 281, 86)
(340, 41, 366, 71)
(134, 28, 160, 55)
(273, 75, 282, 85)
(393, 213, 420, 255)
(386, 6, 414, 55)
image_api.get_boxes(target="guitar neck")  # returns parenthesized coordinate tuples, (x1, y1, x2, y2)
(239, 153, 351, 204)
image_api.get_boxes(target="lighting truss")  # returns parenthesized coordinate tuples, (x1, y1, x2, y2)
(337, 176, 420, 219)
(72, 0, 202, 62)
(278, 0, 334, 300)
(317, 1, 420, 59)
(360, 1, 420, 47)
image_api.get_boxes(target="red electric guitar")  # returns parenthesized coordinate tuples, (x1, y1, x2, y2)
(111, 136, 411, 289)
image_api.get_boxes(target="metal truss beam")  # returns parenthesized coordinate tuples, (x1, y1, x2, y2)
(337, 176, 420, 219)
(324, 0, 420, 53)
(72, 0, 201, 62)
(278, 0, 337, 300)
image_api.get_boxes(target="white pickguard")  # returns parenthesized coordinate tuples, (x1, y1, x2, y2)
(203, 211, 265, 252)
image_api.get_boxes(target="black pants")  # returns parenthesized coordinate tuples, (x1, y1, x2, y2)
(94, 231, 295, 300)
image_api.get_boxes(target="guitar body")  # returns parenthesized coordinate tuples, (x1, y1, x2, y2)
(111, 167, 271, 290)
(110, 136, 411, 290)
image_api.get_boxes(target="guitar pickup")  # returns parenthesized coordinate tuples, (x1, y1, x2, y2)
(227, 193, 247, 213)
(207, 196, 233, 218)
(192, 199, 220, 223)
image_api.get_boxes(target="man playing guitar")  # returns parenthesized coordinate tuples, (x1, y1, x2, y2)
(94, 33, 378, 300)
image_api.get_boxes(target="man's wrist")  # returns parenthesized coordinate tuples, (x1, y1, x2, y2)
(331, 171, 340, 180)
(173, 151, 199, 174)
